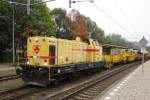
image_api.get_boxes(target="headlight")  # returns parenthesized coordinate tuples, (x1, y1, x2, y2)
(44, 62, 48, 65)
(27, 61, 29, 64)
(35, 38, 37, 41)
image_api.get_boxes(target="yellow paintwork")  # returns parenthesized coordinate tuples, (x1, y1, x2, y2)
(103, 55, 112, 63)
(126, 49, 137, 62)
(120, 49, 127, 62)
(103, 49, 121, 64)
(86, 39, 103, 62)
(27, 36, 50, 67)
(103, 48, 139, 69)
(111, 48, 122, 63)
(57, 38, 89, 65)
(27, 36, 103, 68)
(103, 48, 123, 68)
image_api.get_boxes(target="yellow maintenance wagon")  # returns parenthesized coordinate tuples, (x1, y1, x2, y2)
(102, 44, 128, 68)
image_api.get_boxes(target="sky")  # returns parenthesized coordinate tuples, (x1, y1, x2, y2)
(47, 0, 150, 43)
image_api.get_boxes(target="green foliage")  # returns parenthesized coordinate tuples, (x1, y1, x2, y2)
(0, 0, 56, 52)
(50, 8, 72, 39)
(92, 27, 105, 43)
(14, 0, 56, 43)
(0, 1, 13, 52)
(104, 33, 128, 46)
(85, 17, 105, 43)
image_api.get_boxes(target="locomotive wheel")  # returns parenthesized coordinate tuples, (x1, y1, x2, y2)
(105, 62, 113, 69)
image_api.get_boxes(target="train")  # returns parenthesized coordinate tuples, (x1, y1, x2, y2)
(16, 36, 148, 85)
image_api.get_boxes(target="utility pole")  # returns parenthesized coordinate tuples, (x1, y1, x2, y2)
(69, 0, 76, 8)
(27, 0, 30, 15)
(69, 0, 71, 8)
(139, 36, 148, 74)
(12, 4, 15, 65)
(69, 0, 94, 8)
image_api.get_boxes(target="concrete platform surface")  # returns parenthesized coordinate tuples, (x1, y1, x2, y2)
(95, 60, 150, 100)
(0, 63, 15, 71)
(0, 63, 13, 67)
(0, 67, 15, 72)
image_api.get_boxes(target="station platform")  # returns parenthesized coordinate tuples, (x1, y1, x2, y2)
(0, 63, 15, 72)
(95, 60, 150, 100)
(0, 63, 16, 76)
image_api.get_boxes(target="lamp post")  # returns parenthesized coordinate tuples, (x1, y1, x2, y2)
(12, 4, 15, 65)
(139, 36, 148, 74)
(9, 0, 16, 65)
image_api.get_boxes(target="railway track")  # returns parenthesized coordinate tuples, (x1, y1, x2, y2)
(42, 61, 141, 100)
(0, 74, 20, 82)
(0, 61, 141, 100)
(0, 85, 44, 100)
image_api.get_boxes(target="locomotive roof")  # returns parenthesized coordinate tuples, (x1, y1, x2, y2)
(102, 44, 128, 49)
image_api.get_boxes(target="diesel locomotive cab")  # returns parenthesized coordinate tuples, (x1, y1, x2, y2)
(17, 37, 57, 84)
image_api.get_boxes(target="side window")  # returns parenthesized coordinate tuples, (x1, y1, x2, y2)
(49, 45, 55, 65)
(103, 47, 111, 55)
(111, 49, 116, 55)
(112, 49, 118, 55)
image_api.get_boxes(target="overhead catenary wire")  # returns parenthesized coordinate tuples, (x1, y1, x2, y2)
(114, 0, 141, 39)
(1, 0, 27, 6)
(1, 0, 55, 15)
(30, 0, 55, 5)
(91, 2, 139, 40)
(1, 0, 55, 6)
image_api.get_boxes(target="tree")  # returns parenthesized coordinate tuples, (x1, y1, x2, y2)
(69, 9, 88, 40)
(0, 0, 56, 52)
(15, 0, 56, 49)
(0, 1, 13, 52)
(85, 17, 105, 43)
(92, 27, 105, 43)
(104, 33, 128, 47)
(50, 8, 72, 39)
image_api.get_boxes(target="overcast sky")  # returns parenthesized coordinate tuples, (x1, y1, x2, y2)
(47, 0, 150, 43)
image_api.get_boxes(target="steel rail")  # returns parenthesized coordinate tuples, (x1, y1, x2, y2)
(0, 74, 20, 82)
(43, 61, 140, 100)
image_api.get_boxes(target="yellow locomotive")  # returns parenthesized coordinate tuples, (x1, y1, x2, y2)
(16, 36, 143, 85)
(16, 36, 104, 85)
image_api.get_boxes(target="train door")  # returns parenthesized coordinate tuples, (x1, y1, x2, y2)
(49, 45, 56, 65)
